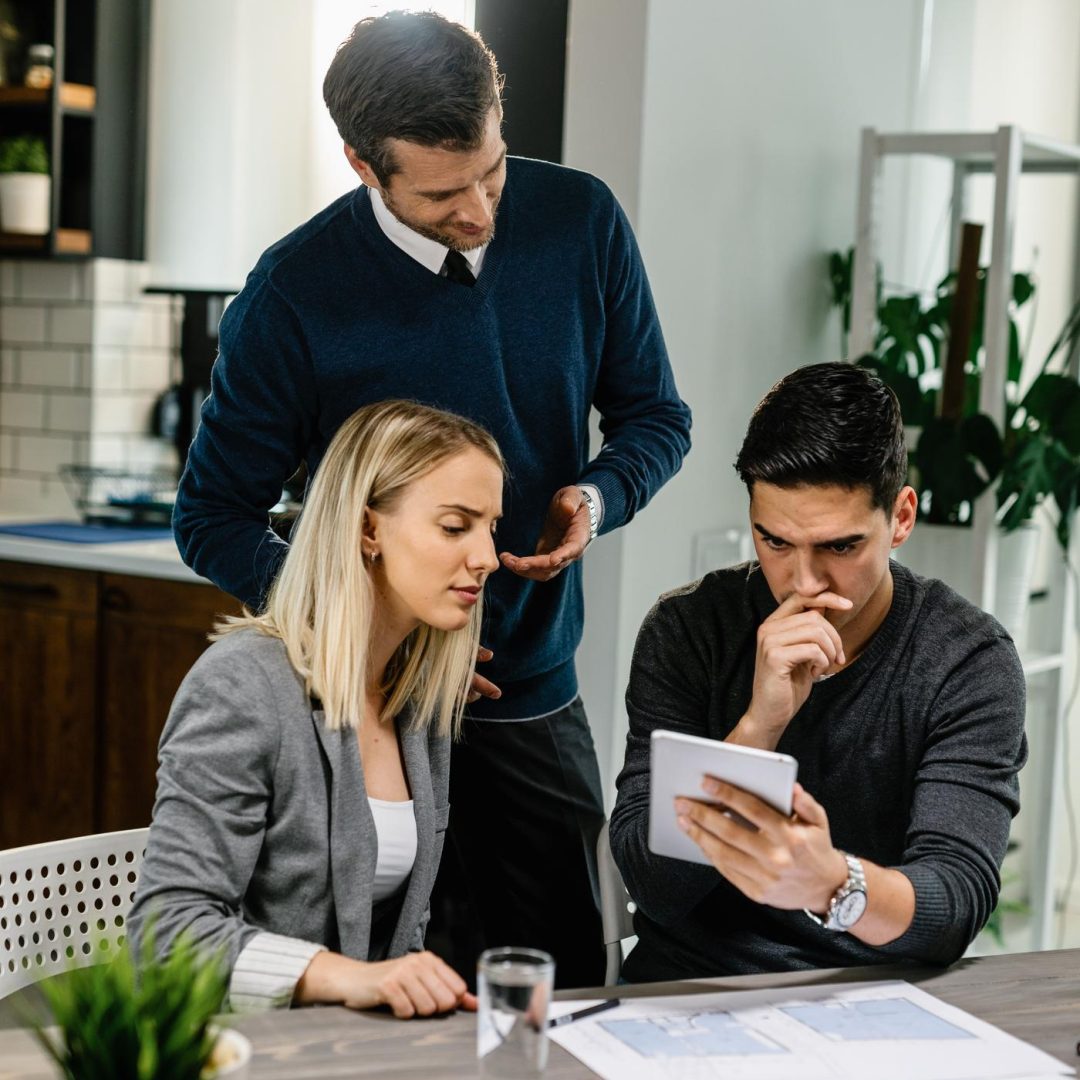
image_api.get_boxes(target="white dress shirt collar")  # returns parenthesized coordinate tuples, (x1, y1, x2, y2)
(368, 186, 486, 277)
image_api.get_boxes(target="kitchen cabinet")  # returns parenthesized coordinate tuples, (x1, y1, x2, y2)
(0, 560, 239, 847)
(0, 562, 97, 847)
(99, 573, 239, 831)
(0, 0, 149, 259)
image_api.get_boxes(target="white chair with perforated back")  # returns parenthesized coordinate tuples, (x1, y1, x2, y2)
(597, 820, 637, 985)
(0, 828, 149, 1001)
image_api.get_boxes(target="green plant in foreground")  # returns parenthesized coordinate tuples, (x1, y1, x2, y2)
(0, 134, 49, 174)
(33, 929, 227, 1080)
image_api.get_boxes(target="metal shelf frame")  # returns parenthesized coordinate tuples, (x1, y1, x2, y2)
(848, 125, 1080, 951)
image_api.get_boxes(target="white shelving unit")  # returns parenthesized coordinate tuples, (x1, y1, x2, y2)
(848, 125, 1080, 950)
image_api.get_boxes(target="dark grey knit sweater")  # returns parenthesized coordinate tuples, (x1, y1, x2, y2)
(611, 560, 1027, 982)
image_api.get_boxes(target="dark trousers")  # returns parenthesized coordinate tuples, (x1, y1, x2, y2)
(426, 697, 607, 990)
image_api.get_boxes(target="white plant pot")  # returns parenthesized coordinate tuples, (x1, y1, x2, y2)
(895, 522, 1040, 651)
(205, 1028, 252, 1078)
(0, 172, 50, 234)
(993, 525, 1041, 652)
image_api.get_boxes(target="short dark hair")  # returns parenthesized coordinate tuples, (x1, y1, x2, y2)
(734, 362, 907, 512)
(323, 11, 503, 185)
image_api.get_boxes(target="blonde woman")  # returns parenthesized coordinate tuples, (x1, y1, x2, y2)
(129, 400, 503, 1017)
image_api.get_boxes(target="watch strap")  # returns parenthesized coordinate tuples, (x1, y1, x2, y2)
(579, 486, 599, 543)
(804, 852, 866, 931)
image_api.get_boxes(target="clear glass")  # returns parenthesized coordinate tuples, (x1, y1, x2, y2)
(477, 947, 555, 1078)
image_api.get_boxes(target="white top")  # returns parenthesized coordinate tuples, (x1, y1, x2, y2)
(368, 796, 418, 902)
(227, 797, 418, 1009)
(369, 185, 487, 277)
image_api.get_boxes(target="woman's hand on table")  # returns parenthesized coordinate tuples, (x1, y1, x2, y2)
(296, 950, 478, 1018)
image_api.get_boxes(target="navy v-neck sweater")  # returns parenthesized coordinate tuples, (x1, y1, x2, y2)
(174, 157, 692, 718)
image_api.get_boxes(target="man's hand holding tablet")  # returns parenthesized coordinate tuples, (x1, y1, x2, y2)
(649, 732, 852, 922)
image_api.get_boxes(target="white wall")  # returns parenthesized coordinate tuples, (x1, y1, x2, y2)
(146, 0, 316, 291)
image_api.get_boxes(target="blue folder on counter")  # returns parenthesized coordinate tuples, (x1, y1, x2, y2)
(0, 521, 174, 544)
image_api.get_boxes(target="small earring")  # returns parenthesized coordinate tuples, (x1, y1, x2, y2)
(369, 550, 379, 563)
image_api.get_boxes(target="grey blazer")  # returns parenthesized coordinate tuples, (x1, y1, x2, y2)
(128, 629, 450, 976)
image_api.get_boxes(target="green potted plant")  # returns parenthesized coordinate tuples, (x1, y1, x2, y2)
(31, 930, 250, 1079)
(0, 133, 50, 234)
(828, 245, 1080, 554)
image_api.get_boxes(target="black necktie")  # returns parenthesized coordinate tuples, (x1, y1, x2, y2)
(442, 249, 475, 287)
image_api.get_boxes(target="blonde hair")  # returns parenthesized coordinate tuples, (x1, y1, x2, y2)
(215, 399, 504, 737)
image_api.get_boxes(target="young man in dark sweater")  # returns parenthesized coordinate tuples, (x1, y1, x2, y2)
(173, 12, 691, 988)
(610, 363, 1026, 981)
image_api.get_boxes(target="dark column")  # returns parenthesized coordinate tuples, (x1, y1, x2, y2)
(474, 0, 569, 164)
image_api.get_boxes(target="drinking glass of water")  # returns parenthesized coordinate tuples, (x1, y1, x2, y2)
(477, 947, 556, 1078)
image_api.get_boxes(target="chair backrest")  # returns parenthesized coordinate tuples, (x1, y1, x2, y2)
(0, 828, 149, 1000)
(596, 820, 636, 985)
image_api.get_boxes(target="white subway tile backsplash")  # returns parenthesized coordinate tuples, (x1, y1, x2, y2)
(20, 262, 86, 302)
(14, 432, 78, 475)
(0, 390, 46, 429)
(126, 348, 171, 392)
(151, 306, 176, 349)
(46, 391, 92, 434)
(0, 474, 59, 510)
(1, 349, 17, 385)
(39, 475, 76, 513)
(0, 259, 191, 515)
(19, 349, 81, 389)
(90, 347, 127, 391)
(88, 434, 128, 467)
(93, 392, 155, 435)
(94, 303, 158, 348)
(1, 262, 18, 300)
(128, 435, 177, 471)
(74, 351, 91, 390)
(1, 304, 47, 344)
(90, 259, 133, 303)
(48, 303, 94, 346)
(0, 431, 16, 469)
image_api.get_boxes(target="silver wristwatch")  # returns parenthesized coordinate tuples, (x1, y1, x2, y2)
(579, 487, 599, 544)
(805, 852, 867, 932)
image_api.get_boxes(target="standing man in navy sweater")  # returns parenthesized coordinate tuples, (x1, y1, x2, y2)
(173, 11, 691, 988)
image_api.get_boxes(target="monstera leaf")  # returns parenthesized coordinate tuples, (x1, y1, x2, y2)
(914, 414, 1004, 525)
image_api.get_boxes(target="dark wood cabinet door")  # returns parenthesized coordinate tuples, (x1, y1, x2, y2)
(98, 574, 242, 832)
(0, 561, 98, 848)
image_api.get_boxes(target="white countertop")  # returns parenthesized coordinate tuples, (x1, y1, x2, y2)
(0, 514, 209, 584)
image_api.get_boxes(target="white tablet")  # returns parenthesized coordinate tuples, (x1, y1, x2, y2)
(648, 729, 798, 865)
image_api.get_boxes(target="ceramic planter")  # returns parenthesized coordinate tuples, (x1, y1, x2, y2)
(895, 522, 1040, 650)
(0, 172, 50, 234)
(205, 1028, 252, 1078)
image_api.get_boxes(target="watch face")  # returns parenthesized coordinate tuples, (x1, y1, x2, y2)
(836, 889, 867, 928)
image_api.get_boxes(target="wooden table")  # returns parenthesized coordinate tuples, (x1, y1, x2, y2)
(1, 949, 1078, 1078)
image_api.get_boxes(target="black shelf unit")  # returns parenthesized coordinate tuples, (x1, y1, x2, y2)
(0, 0, 149, 260)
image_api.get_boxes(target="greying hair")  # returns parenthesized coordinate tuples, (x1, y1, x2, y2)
(323, 10, 503, 185)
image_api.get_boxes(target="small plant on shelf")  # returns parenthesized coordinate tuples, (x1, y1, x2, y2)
(0, 133, 49, 174)
(0, 133, 51, 235)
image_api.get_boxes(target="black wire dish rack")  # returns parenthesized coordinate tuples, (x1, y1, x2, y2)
(59, 465, 179, 527)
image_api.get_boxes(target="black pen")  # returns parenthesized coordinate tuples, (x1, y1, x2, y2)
(547, 998, 622, 1028)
